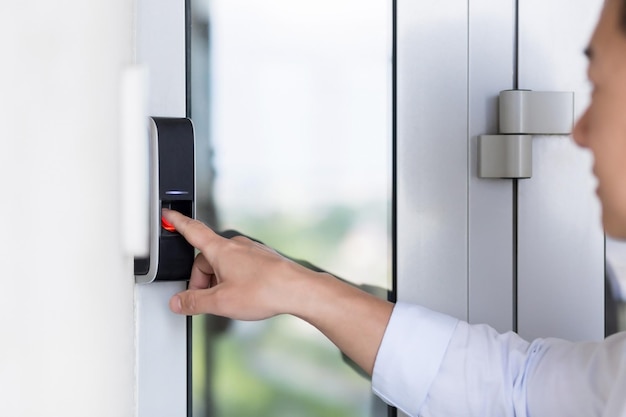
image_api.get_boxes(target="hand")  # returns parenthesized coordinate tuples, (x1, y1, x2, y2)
(163, 208, 394, 375)
(163, 208, 311, 320)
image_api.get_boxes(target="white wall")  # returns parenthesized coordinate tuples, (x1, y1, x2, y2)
(0, 2, 136, 416)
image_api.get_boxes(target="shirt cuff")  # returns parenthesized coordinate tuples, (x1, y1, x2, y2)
(372, 302, 459, 416)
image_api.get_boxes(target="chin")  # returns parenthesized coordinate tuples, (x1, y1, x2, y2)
(603, 214, 626, 240)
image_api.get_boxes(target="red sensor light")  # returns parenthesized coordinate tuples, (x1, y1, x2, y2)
(161, 217, 176, 233)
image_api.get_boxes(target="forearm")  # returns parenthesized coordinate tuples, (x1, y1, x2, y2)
(284, 265, 394, 376)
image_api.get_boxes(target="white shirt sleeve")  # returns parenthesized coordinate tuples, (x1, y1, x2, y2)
(372, 302, 626, 417)
(371, 302, 459, 415)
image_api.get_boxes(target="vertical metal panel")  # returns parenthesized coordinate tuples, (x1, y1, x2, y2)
(396, 1, 469, 319)
(136, 283, 188, 417)
(468, 0, 516, 332)
(518, 136, 604, 340)
(136, 1, 188, 416)
(517, 0, 605, 341)
(396, 0, 516, 331)
(137, 0, 187, 118)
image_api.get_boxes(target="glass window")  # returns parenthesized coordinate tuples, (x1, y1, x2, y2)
(190, 1, 392, 416)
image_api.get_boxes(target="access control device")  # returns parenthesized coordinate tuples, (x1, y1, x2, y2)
(134, 117, 195, 283)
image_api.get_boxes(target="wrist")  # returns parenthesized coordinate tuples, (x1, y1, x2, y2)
(278, 261, 335, 319)
(279, 262, 394, 375)
(284, 265, 357, 326)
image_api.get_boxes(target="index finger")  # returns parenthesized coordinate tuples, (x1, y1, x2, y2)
(162, 208, 222, 255)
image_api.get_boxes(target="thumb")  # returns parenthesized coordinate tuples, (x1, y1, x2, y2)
(169, 290, 213, 315)
(169, 294, 184, 314)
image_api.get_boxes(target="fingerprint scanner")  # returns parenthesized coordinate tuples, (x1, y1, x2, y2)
(161, 217, 176, 233)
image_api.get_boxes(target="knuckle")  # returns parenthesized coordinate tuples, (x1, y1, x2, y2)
(187, 218, 205, 229)
(180, 218, 215, 249)
(220, 239, 241, 256)
(183, 218, 204, 235)
(231, 235, 251, 244)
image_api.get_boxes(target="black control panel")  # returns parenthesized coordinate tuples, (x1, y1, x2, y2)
(134, 117, 195, 283)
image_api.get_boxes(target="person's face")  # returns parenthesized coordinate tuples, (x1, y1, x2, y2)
(573, 0, 626, 239)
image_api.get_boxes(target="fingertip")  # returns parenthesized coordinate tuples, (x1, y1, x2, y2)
(169, 294, 183, 314)
(162, 207, 180, 221)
